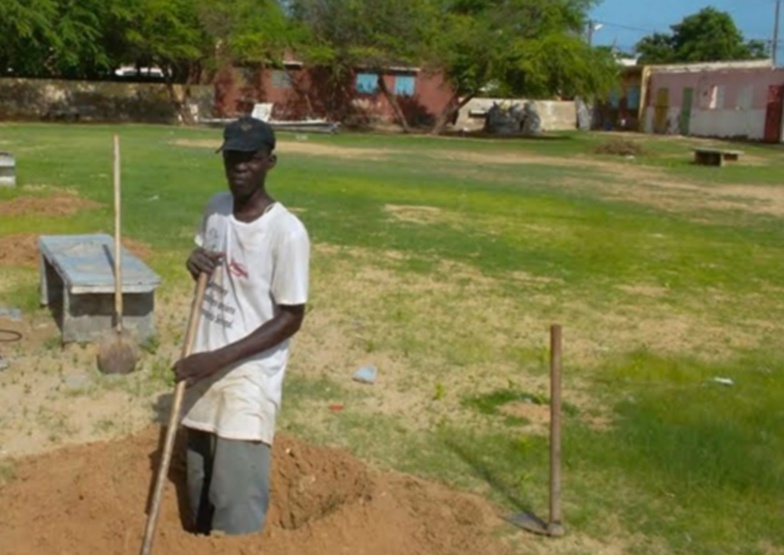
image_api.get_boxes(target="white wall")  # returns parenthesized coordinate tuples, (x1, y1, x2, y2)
(691, 110, 767, 140)
(455, 97, 577, 132)
(643, 107, 769, 140)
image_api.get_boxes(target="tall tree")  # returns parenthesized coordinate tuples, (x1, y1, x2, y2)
(429, 0, 618, 133)
(636, 7, 769, 64)
(197, 0, 290, 65)
(0, 0, 124, 79)
(290, 0, 436, 132)
(0, 0, 59, 77)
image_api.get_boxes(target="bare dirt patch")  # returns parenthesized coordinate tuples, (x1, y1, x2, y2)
(384, 203, 447, 225)
(431, 148, 665, 179)
(501, 401, 550, 430)
(0, 234, 152, 267)
(122, 238, 154, 261)
(559, 173, 784, 217)
(0, 190, 100, 218)
(0, 426, 511, 555)
(0, 233, 39, 267)
(430, 144, 781, 217)
(173, 139, 390, 160)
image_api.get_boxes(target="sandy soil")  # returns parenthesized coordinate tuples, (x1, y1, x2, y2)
(0, 426, 512, 555)
(0, 190, 100, 218)
(173, 138, 390, 160)
(0, 233, 40, 267)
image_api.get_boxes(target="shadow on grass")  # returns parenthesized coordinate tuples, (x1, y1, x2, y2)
(441, 434, 536, 513)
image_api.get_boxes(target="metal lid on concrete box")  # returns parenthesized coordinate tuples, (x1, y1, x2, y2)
(0, 151, 16, 187)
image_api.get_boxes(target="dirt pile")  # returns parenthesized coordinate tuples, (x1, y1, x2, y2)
(0, 191, 100, 218)
(0, 426, 512, 555)
(593, 138, 646, 157)
(0, 233, 39, 266)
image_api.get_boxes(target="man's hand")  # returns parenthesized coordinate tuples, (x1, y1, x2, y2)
(172, 351, 224, 387)
(186, 247, 224, 279)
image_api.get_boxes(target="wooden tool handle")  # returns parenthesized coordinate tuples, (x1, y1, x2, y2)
(140, 273, 209, 555)
(113, 135, 123, 333)
(549, 324, 563, 528)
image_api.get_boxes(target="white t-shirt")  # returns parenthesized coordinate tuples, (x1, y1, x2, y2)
(181, 192, 310, 444)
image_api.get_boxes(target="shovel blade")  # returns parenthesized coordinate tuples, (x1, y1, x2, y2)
(505, 511, 554, 536)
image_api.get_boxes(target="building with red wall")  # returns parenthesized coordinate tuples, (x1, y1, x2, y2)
(212, 62, 455, 128)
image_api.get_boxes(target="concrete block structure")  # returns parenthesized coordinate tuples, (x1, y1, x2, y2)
(38, 234, 161, 344)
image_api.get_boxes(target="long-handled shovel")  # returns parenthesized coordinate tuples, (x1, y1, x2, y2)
(140, 273, 209, 555)
(506, 323, 565, 537)
(97, 135, 139, 375)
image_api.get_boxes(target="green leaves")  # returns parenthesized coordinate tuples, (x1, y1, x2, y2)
(636, 7, 769, 64)
(0, 0, 118, 78)
(432, 0, 615, 101)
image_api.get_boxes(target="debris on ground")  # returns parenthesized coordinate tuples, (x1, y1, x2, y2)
(0, 307, 22, 321)
(594, 138, 646, 157)
(353, 365, 378, 385)
(64, 374, 91, 390)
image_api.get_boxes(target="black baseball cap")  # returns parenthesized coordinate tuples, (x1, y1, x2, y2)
(217, 116, 276, 153)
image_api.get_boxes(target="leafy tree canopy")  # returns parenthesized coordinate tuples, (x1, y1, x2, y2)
(636, 7, 769, 64)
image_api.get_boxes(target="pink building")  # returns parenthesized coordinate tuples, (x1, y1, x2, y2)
(641, 60, 784, 143)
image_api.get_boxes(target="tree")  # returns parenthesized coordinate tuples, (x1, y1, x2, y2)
(636, 7, 769, 64)
(119, 0, 211, 122)
(0, 0, 124, 79)
(197, 0, 291, 65)
(290, 0, 436, 132)
(0, 0, 59, 77)
(120, 0, 290, 123)
(428, 0, 618, 133)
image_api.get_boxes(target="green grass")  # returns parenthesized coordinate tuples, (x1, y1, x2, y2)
(2, 123, 783, 554)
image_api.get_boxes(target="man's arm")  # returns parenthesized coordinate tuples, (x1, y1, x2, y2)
(173, 304, 305, 386)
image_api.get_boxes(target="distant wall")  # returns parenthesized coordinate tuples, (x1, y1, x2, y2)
(0, 78, 214, 123)
(455, 98, 577, 132)
(641, 66, 784, 141)
(213, 65, 454, 127)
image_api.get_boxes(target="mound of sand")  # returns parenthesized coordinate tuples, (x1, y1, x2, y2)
(0, 233, 39, 266)
(0, 426, 512, 555)
(0, 192, 100, 218)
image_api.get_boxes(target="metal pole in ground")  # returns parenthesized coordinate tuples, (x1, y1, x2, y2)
(506, 324, 565, 537)
(547, 324, 564, 537)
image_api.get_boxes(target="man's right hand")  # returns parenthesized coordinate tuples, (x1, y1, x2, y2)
(186, 247, 224, 279)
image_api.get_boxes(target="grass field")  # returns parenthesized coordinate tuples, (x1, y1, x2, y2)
(1, 123, 783, 554)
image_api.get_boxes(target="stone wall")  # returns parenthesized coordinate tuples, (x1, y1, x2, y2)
(455, 97, 577, 132)
(0, 78, 214, 124)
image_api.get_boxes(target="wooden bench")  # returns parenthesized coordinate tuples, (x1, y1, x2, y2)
(38, 234, 161, 344)
(693, 148, 743, 167)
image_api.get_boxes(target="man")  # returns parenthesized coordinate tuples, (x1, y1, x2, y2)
(173, 115, 310, 536)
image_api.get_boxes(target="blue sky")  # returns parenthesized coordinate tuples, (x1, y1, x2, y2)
(590, 0, 782, 62)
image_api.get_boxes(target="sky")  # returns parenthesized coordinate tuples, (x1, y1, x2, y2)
(589, 0, 782, 63)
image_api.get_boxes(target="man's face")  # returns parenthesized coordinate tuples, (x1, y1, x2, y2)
(223, 149, 275, 200)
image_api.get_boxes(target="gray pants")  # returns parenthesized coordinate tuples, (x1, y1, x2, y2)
(186, 428, 271, 536)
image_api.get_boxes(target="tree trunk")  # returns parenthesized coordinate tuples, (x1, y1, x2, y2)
(285, 67, 315, 119)
(163, 63, 199, 126)
(431, 92, 477, 135)
(377, 74, 410, 133)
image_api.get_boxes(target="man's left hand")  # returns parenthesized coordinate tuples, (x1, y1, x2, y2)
(172, 352, 223, 387)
